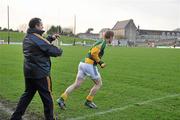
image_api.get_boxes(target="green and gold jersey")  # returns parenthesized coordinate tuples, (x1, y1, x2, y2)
(81, 39, 106, 65)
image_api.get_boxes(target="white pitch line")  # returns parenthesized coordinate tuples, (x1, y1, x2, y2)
(66, 93, 180, 120)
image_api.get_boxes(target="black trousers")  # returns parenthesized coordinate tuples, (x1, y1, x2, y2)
(10, 76, 54, 120)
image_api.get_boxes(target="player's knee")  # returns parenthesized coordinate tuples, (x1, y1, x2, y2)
(98, 81, 102, 88)
(96, 80, 102, 88)
(74, 83, 81, 89)
(99, 81, 103, 87)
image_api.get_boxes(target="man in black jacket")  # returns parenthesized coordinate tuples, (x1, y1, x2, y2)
(11, 18, 63, 120)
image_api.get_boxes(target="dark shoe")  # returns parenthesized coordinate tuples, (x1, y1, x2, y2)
(57, 98, 66, 110)
(84, 100, 98, 109)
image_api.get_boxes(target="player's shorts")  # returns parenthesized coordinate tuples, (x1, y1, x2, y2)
(77, 62, 101, 80)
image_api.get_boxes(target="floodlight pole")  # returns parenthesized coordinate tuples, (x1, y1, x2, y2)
(7, 5, 10, 44)
(74, 15, 76, 35)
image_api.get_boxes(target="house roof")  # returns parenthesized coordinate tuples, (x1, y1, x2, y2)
(112, 19, 133, 30)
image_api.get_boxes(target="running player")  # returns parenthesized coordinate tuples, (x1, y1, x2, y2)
(57, 30, 114, 109)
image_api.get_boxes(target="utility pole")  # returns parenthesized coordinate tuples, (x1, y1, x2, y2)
(7, 5, 10, 44)
(73, 15, 76, 46)
(74, 15, 76, 35)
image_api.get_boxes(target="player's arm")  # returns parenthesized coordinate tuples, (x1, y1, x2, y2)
(91, 46, 101, 62)
(91, 46, 106, 68)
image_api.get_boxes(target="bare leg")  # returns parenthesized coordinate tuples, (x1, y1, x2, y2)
(89, 79, 102, 96)
(64, 78, 84, 94)
(85, 79, 102, 108)
(60, 77, 84, 101)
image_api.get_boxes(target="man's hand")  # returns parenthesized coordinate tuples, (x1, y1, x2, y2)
(52, 34, 60, 40)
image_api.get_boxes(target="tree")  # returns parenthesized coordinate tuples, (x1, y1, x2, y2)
(61, 28, 73, 36)
(2, 28, 8, 31)
(9, 29, 13, 32)
(47, 25, 62, 34)
(86, 28, 93, 34)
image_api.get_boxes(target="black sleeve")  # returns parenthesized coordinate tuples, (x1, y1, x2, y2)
(44, 45, 63, 57)
(32, 37, 63, 57)
(46, 35, 55, 43)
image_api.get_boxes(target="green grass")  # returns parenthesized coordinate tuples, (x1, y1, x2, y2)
(0, 31, 95, 44)
(0, 31, 25, 42)
(0, 45, 180, 120)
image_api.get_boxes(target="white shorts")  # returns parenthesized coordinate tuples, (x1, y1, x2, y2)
(77, 62, 101, 80)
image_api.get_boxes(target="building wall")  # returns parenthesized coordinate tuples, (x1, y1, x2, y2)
(125, 20, 137, 40)
(137, 30, 180, 41)
(113, 29, 125, 39)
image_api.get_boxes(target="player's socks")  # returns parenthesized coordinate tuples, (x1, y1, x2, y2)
(61, 92, 68, 101)
(86, 95, 94, 102)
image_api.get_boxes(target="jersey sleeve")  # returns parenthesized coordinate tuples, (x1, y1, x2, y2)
(90, 45, 101, 63)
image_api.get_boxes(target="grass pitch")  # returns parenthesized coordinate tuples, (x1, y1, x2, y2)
(0, 45, 180, 120)
(0, 31, 94, 44)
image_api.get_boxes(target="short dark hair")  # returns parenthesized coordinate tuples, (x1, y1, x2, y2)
(28, 18, 42, 28)
(104, 30, 114, 39)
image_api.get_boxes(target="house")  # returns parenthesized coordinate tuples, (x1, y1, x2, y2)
(77, 33, 99, 40)
(137, 28, 180, 41)
(112, 19, 137, 40)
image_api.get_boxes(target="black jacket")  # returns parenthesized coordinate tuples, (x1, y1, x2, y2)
(23, 28, 63, 79)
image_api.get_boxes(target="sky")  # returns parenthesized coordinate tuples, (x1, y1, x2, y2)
(0, 0, 179, 33)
